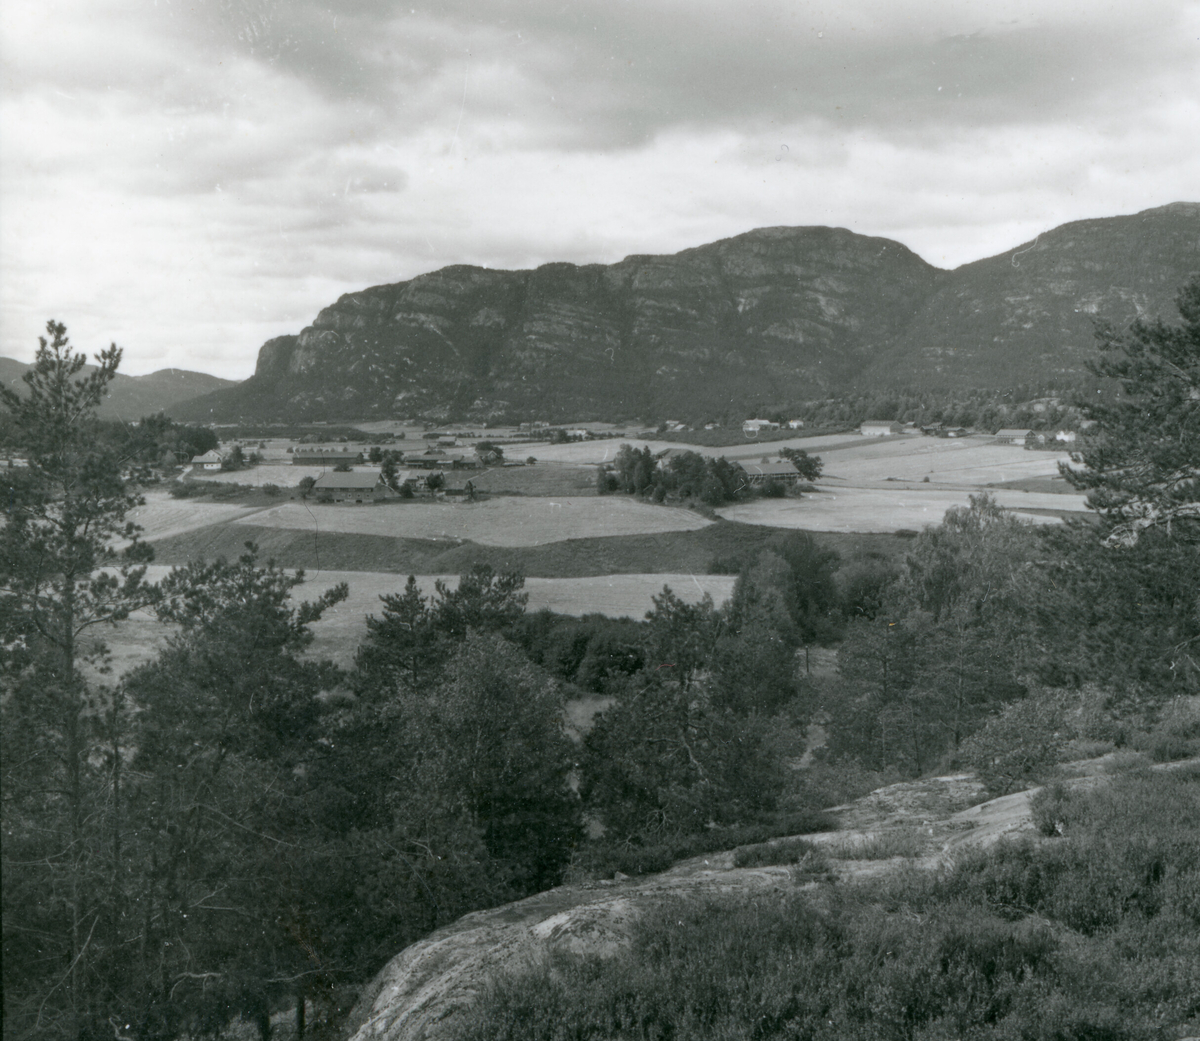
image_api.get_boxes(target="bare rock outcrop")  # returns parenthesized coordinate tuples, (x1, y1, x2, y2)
(339, 770, 1060, 1041)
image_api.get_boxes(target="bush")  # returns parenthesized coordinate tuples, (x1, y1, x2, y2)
(567, 810, 839, 881)
(462, 770, 1200, 1041)
(1148, 697, 1200, 762)
(732, 836, 823, 868)
(824, 828, 930, 860)
(960, 689, 1073, 794)
(168, 482, 197, 499)
(262, 483, 281, 497)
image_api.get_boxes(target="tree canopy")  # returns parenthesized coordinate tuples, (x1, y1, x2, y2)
(1062, 275, 1200, 544)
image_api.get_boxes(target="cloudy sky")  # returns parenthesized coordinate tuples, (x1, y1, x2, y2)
(2, 0, 1197, 379)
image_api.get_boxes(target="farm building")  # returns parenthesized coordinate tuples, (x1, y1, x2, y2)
(192, 450, 224, 470)
(403, 452, 445, 468)
(1055, 430, 1077, 443)
(312, 471, 385, 503)
(293, 447, 364, 466)
(405, 452, 478, 470)
(740, 461, 801, 485)
(939, 427, 969, 438)
(742, 418, 781, 435)
(994, 428, 1036, 445)
(860, 421, 901, 436)
(787, 419, 805, 429)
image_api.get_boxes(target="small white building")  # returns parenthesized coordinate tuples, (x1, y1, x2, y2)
(1055, 430, 1077, 443)
(787, 419, 805, 429)
(860, 421, 901, 436)
(192, 450, 224, 470)
(742, 418, 781, 435)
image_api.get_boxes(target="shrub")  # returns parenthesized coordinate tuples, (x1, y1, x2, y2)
(824, 828, 929, 860)
(1148, 697, 1200, 762)
(732, 836, 822, 868)
(168, 482, 197, 499)
(960, 689, 1072, 794)
(262, 483, 281, 497)
(567, 810, 839, 881)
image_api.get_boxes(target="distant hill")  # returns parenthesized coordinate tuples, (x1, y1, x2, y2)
(169, 202, 1200, 424)
(871, 202, 1200, 390)
(0, 358, 235, 422)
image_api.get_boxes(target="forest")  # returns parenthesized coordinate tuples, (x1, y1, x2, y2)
(2, 279, 1198, 1041)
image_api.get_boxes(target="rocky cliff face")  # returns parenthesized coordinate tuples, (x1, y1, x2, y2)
(173, 204, 1200, 423)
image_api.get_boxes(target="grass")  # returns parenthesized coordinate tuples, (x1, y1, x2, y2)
(732, 836, 825, 869)
(823, 827, 931, 860)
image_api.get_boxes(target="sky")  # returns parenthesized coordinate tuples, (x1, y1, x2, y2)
(1, 0, 1198, 379)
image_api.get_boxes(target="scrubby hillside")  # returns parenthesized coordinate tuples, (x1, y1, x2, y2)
(342, 758, 1200, 1041)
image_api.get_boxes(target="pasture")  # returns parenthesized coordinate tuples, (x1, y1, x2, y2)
(236, 496, 712, 547)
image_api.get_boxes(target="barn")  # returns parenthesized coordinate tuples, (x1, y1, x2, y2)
(312, 471, 385, 503)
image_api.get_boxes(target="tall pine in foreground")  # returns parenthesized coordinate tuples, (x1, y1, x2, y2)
(1063, 275, 1200, 545)
(1, 322, 156, 1041)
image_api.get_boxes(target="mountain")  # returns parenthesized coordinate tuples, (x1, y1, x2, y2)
(871, 202, 1200, 390)
(0, 358, 235, 421)
(173, 203, 1200, 424)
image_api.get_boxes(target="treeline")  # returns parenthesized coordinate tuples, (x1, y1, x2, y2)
(597, 443, 821, 504)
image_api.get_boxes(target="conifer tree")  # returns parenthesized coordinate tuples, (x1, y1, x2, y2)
(1063, 276, 1200, 544)
(1, 321, 156, 1039)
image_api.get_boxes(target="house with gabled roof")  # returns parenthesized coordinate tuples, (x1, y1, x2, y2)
(312, 471, 385, 503)
(192, 450, 224, 470)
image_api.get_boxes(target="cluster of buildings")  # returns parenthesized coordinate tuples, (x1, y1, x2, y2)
(742, 418, 806, 435)
(859, 421, 1080, 444)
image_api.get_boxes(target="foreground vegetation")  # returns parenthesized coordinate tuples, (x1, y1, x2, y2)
(462, 767, 1200, 1041)
(3, 280, 1197, 1040)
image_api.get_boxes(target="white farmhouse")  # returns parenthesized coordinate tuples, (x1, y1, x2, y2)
(192, 450, 224, 470)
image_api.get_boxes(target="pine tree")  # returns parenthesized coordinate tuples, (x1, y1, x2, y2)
(1, 321, 156, 1039)
(1062, 276, 1200, 544)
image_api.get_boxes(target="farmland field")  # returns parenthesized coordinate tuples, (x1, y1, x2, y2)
(236, 496, 712, 546)
(815, 436, 1074, 486)
(717, 485, 1087, 533)
(300, 570, 735, 665)
(187, 463, 362, 487)
(125, 497, 266, 541)
(519, 432, 863, 465)
(509, 431, 1078, 489)
(146, 517, 912, 577)
(83, 566, 735, 673)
